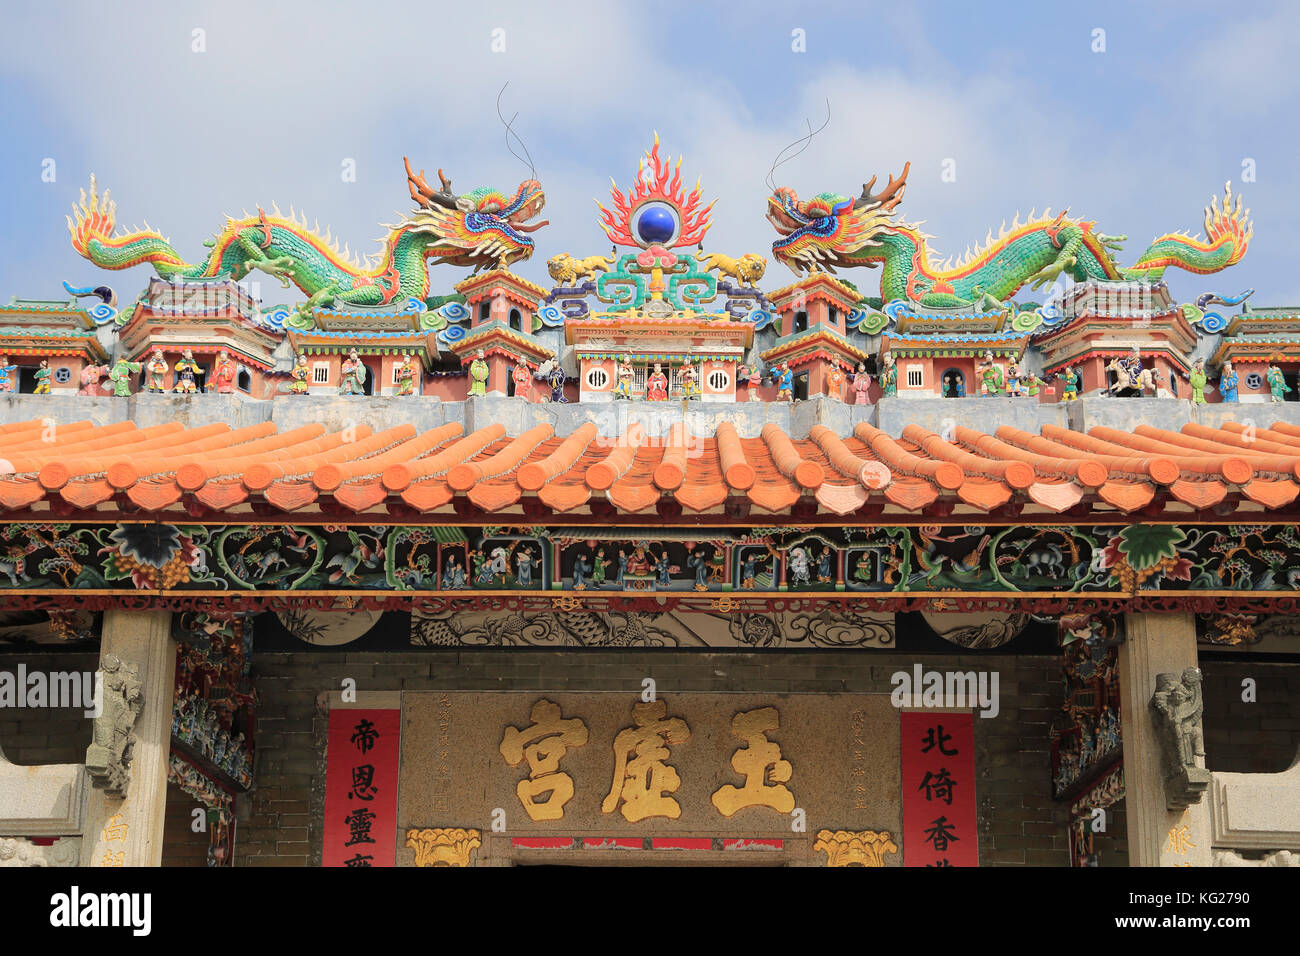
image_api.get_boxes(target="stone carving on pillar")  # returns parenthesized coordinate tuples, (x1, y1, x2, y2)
(1151, 668, 1210, 810)
(0, 837, 82, 867)
(84, 654, 144, 797)
(1213, 848, 1300, 867)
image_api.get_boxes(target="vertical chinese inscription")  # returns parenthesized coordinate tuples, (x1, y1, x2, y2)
(500, 699, 589, 821)
(434, 695, 453, 813)
(849, 708, 868, 810)
(900, 712, 977, 867)
(99, 812, 128, 867)
(324, 708, 401, 866)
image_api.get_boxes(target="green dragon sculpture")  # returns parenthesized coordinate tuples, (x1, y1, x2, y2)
(767, 163, 1252, 309)
(68, 159, 547, 312)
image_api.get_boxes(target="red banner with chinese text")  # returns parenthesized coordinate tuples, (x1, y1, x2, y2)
(900, 711, 978, 867)
(323, 708, 401, 867)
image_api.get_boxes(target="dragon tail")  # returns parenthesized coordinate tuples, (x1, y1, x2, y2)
(1125, 182, 1252, 278)
(67, 175, 194, 276)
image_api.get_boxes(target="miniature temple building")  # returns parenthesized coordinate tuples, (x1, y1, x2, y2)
(0, 294, 111, 392)
(287, 305, 442, 397)
(762, 275, 866, 399)
(452, 271, 551, 398)
(1208, 300, 1300, 402)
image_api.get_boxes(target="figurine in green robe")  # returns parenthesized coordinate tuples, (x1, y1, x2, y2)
(1188, 358, 1208, 404)
(1267, 364, 1291, 403)
(468, 348, 489, 397)
(107, 357, 142, 396)
(879, 351, 898, 397)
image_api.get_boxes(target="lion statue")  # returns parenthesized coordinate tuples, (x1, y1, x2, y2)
(696, 251, 767, 287)
(547, 251, 616, 285)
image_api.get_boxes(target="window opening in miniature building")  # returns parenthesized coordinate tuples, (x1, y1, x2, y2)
(237, 368, 251, 392)
(54, 367, 72, 385)
(17, 365, 39, 393)
(509, 308, 523, 332)
(360, 360, 375, 396)
(586, 367, 609, 390)
(478, 303, 491, 323)
(1168, 371, 1178, 397)
(906, 366, 924, 389)
(828, 307, 837, 327)
(794, 310, 808, 333)
(633, 364, 649, 394)
(794, 370, 809, 401)
(941, 368, 965, 398)
(312, 363, 330, 384)
(1286, 370, 1300, 401)
(707, 368, 729, 392)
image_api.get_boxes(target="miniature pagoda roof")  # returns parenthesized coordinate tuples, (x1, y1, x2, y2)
(0, 416, 1293, 520)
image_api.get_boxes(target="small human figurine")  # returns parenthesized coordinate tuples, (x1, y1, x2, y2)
(0, 356, 17, 393)
(852, 362, 872, 405)
(1005, 360, 1023, 398)
(468, 348, 489, 397)
(611, 354, 633, 400)
(977, 352, 1003, 396)
(173, 348, 202, 394)
(547, 361, 568, 403)
(744, 364, 761, 402)
(212, 350, 237, 394)
(1187, 358, 1208, 405)
(107, 356, 142, 397)
(680, 357, 701, 400)
(1023, 372, 1044, 399)
(441, 555, 466, 589)
(1113, 346, 1143, 397)
(592, 549, 608, 587)
(826, 363, 845, 400)
(511, 359, 532, 401)
(1267, 363, 1291, 403)
(339, 348, 366, 395)
(776, 362, 794, 401)
(1057, 365, 1080, 402)
(79, 362, 107, 396)
(33, 360, 52, 394)
(880, 351, 898, 397)
(654, 549, 672, 588)
(571, 552, 592, 590)
(1218, 360, 1238, 403)
(687, 550, 710, 591)
(288, 353, 311, 395)
(144, 348, 169, 393)
(646, 363, 669, 402)
(395, 354, 418, 396)
(514, 547, 539, 587)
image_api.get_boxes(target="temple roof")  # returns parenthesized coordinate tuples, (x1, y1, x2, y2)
(0, 416, 1296, 520)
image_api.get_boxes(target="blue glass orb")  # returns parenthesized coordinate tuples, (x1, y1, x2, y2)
(635, 205, 677, 244)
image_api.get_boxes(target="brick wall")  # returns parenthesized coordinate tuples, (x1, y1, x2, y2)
(0, 652, 96, 765)
(1203, 660, 1300, 773)
(160, 781, 213, 866)
(236, 649, 1070, 867)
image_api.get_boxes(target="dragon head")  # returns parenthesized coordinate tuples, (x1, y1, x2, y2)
(767, 162, 911, 274)
(402, 158, 549, 270)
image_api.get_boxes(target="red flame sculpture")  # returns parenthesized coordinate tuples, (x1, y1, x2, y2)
(597, 134, 715, 249)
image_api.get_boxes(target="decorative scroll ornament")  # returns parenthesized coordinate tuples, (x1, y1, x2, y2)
(814, 829, 899, 867)
(1151, 668, 1210, 810)
(85, 653, 144, 797)
(405, 827, 481, 867)
(62, 280, 122, 326)
(1182, 288, 1254, 335)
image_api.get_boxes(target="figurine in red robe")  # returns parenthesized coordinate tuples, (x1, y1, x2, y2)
(646, 363, 669, 402)
(512, 361, 532, 400)
(212, 350, 237, 394)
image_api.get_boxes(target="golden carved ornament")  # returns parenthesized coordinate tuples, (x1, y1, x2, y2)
(406, 827, 482, 867)
(552, 595, 585, 612)
(814, 829, 899, 867)
(710, 595, 741, 614)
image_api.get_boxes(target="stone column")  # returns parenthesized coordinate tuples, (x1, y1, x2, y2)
(80, 609, 175, 867)
(1118, 611, 1211, 866)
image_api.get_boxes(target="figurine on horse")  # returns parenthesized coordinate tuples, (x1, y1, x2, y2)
(1105, 347, 1162, 397)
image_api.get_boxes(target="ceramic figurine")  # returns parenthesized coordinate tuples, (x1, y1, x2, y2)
(1023, 372, 1043, 398)
(107, 357, 142, 396)
(852, 363, 872, 405)
(395, 354, 418, 396)
(1006, 360, 1023, 397)
(1218, 361, 1238, 403)
(879, 351, 898, 397)
(79, 362, 108, 396)
(776, 362, 794, 401)
(547, 361, 568, 403)
(0, 356, 17, 393)
(613, 354, 634, 400)
(788, 546, 811, 586)
(680, 357, 701, 400)
(1057, 365, 1080, 402)
(144, 348, 168, 393)
(1188, 358, 1208, 404)
(511, 360, 532, 401)
(1267, 363, 1291, 403)
(211, 350, 237, 394)
(173, 348, 202, 394)
(338, 348, 367, 395)
(468, 348, 489, 397)
(826, 363, 845, 400)
(33, 359, 51, 394)
(289, 353, 311, 394)
(977, 352, 1003, 396)
(646, 363, 668, 402)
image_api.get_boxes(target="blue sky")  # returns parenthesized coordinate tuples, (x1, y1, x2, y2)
(2, 0, 1296, 309)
